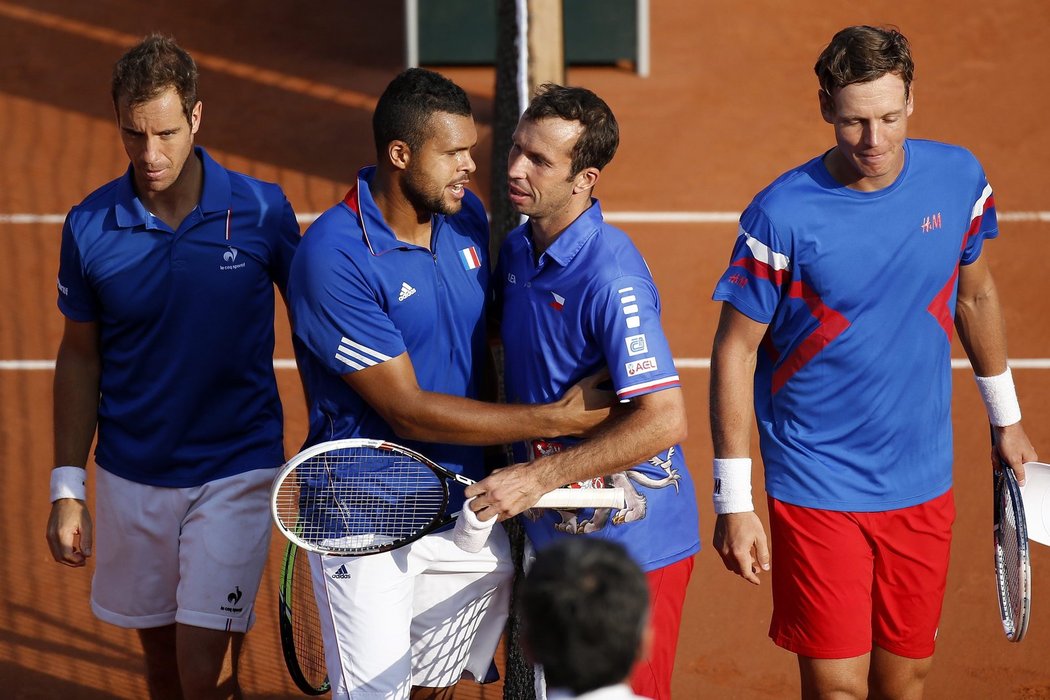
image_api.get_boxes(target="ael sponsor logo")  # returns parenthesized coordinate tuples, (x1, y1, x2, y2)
(624, 357, 658, 377)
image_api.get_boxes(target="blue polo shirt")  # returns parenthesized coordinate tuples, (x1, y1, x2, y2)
(496, 200, 700, 572)
(287, 166, 491, 514)
(57, 146, 300, 487)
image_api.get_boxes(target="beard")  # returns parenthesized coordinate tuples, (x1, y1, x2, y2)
(401, 166, 462, 217)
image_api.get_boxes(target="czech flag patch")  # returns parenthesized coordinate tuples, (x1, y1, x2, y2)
(459, 246, 481, 270)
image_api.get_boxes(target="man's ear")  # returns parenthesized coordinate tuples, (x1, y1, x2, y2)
(387, 140, 411, 171)
(572, 166, 600, 195)
(190, 100, 203, 135)
(818, 88, 836, 125)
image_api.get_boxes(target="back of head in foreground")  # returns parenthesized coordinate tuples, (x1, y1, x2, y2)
(520, 538, 650, 696)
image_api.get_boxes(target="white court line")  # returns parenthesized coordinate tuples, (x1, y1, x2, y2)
(3, 211, 1050, 226)
(4, 358, 1050, 371)
(671, 358, 1050, 370)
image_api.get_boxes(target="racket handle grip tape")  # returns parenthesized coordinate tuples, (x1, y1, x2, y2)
(534, 486, 626, 509)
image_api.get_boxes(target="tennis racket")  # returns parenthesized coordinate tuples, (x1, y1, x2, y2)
(992, 433, 1032, 642)
(278, 540, 330, 695)
(271, 438, 626, 556)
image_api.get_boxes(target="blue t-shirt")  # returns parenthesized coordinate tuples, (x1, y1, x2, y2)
(712, 139, 998, 511)
(497, 200, 700, 572)
(57, 146, 300, 487)
(287, 166, 491, 515)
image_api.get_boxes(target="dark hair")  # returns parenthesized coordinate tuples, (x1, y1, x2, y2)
(372, 68, 473, 156)
(520, 539, 649, 695)
(815, 25, 915, 99)
(523, 83, 619, 176)
(111, 33, 199, 122)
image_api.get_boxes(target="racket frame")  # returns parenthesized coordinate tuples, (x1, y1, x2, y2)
(278, 540, 331, 695)
(993, 450, 1032, 642)
(272, 438, 626, 557)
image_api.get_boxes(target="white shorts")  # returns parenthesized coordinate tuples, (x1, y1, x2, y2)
(311, 524, 513, 699)
(91, 466, 278, 633)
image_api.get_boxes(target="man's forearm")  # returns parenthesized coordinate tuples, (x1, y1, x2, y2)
(517, 391, 686, 494)
(53, 347, 101, 467)
(387, 389, 582, 445)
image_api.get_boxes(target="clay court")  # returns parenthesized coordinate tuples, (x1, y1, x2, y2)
(2, 1, 1049, 697)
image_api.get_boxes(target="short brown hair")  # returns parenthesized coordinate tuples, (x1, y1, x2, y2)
(814, 26, 914, 99)
(112, 33, 199, 122)
(523, 84, 619, 177)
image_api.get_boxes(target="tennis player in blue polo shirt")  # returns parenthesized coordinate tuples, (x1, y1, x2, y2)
(287, 69, 611, 700)
(464, 85, 700, 700)
(46, 35, 300, 698)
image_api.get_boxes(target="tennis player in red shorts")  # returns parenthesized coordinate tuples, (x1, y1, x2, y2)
(709, 25, 1038, 699)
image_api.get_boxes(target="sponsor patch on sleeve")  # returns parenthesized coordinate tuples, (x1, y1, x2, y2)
(625, 334, 648, 356)
(625, 357, 658, 377)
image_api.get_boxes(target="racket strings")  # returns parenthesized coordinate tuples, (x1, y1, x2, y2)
(289, 546, 328, 690)
(276, 445, 446, 552)
(998, 483, 1027, 632)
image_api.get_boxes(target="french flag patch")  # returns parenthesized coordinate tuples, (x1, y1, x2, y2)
(459, 246, 481, 270)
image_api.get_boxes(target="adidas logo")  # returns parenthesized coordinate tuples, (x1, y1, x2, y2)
(332, 564, 351, 580)
(398, 282, 416, 302)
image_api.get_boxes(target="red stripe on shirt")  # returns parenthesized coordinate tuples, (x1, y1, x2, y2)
(927, 193, 993, 341)
(732, 256, 850, 394)
(926, 265, 960, 341)
(342, 186, 360, 215)
(962, 192, 994, 252)
(772, 280, 851, 393)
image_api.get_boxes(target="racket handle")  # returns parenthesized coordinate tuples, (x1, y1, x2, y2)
(535, 487, 626, 509)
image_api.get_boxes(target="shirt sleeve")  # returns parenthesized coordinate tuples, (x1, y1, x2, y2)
(590, 274, 680, 401)
(710, 204, 790, 324)
(269, 192, 302, 295)
(288, 220, 407, 376)
(56, 214, 99, 322)
(960, 177, 998, 266)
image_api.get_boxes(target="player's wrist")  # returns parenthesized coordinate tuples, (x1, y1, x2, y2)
(975, 367, 1022, 427)
(50, 466, 87, 502)
(713, 457, 754, 514)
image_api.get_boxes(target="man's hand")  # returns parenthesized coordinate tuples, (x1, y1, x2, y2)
(993, 422, 1039, 486)
(464, 462, 548, 521)
(557, 369, 618, 436)
(713, 511, 770, 585)
(46, 499, 93, 567)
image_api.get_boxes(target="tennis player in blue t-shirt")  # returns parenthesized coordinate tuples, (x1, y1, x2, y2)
(45, 35, 300, 698)
(710, 25, 1039, 699)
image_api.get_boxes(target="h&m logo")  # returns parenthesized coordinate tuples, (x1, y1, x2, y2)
(921, 213, 942, 233)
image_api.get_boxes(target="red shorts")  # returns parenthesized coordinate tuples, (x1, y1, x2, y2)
(768, 490, 955, 660)
(629, 555, 694, 699)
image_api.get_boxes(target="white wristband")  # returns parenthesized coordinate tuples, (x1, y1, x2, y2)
(50, 466, 87, 502)
(713, 458, 754, 515)
(974, 368, 1022, 427)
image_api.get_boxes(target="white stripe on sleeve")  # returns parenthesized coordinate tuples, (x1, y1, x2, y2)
(969, 183, 994, 222)
(740, 226, 791, 271)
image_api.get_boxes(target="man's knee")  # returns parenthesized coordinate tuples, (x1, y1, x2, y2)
(137, 626, 182, 700)
(175, 624, 243, 699)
